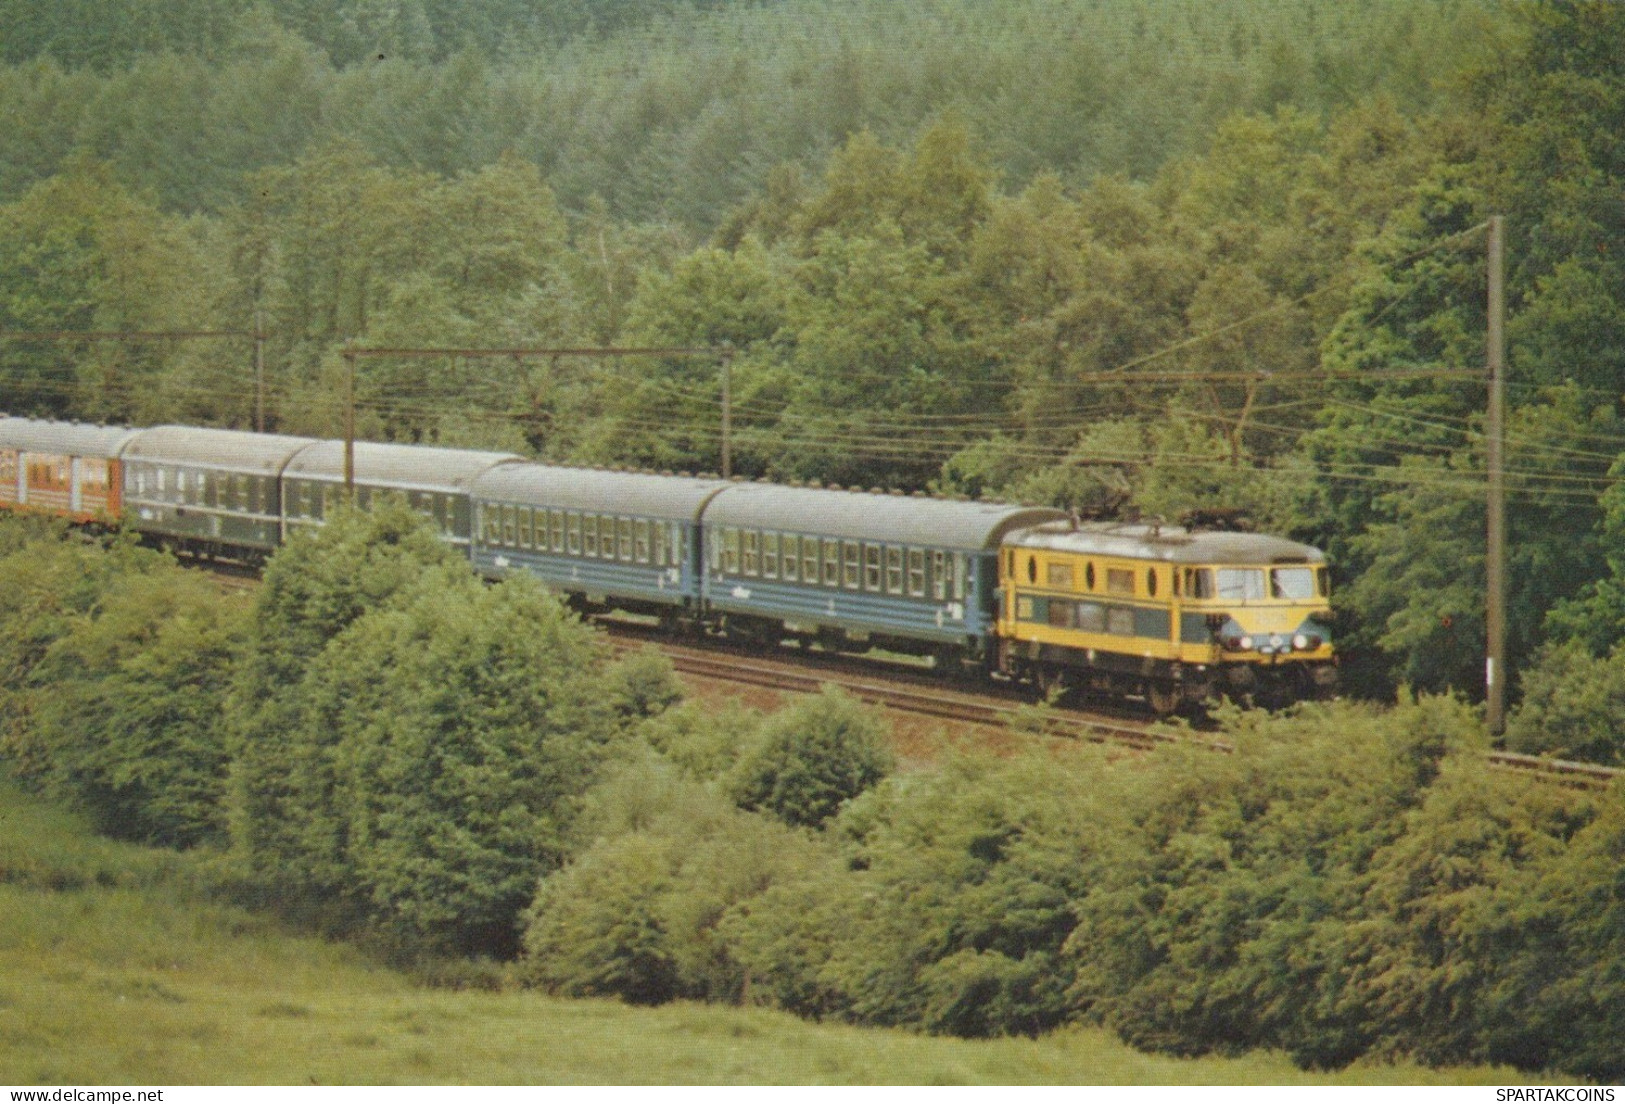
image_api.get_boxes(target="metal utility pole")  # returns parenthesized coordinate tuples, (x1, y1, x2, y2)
(1486, 215, 1507, 736)
(720, 348, 733, 480)
(253, 310, 266, 433)
(342, 347, 357, 501)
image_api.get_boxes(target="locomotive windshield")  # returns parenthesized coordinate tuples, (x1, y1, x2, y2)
(1186, 566, 1326, 602)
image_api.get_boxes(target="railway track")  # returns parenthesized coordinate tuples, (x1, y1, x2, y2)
(607, 622, 1622, 790)
(202, 566, 1621, 791)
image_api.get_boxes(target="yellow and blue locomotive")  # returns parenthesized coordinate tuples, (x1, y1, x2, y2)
(997, 518, 1336, 713)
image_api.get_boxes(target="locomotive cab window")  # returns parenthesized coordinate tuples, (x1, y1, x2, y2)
(1270, 566, 1318, 600)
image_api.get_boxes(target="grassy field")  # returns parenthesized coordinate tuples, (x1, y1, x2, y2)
(0, 783, 1513, 1086)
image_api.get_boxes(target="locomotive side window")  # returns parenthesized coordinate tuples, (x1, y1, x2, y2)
(1147, 569, 1158, 597)
(1047, 562, 1074, 588)
(1269, 566, 1316, 599)
(1106, 568, 1135, 595)
(1026, 556, 1037, 584)
(1085, 562, 1096, 590)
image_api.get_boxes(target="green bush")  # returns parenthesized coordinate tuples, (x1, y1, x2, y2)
(726, 686, 894, 828)
(522, 760, 829, 1004)
(27, 568, 245, 847)
(1504, 640, 1625, 765)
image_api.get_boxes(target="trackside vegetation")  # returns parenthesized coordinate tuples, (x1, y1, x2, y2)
(1, 514, 1622, 1081)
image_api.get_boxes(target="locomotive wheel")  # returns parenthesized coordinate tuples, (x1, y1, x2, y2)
(1146, 682, 1182, 717)
(1036, 665, 1069, 701)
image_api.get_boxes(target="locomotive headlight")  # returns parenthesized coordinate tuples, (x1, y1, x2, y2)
(1239, 635, 1254, 651)
(1293, 633, 1311, 651)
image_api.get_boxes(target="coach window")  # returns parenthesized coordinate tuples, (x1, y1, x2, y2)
(822, 539, 840, 586)
(843, 542, 862, 590)
(635, 520, 651, 564)
(932, 551, 949, 600)
(742, 529, 760, 575)
(548, 510, 564, 552)
(864, 544, 882, 591)
(908, 549, 926, 597)
(781, 535, 798, 581)
(583, 515, 599, 557)
(567, 513, 582, 555)
(954, 554, 967, 601)
(809, 539, 825, 584)
(763, 532, 780, 579)
(886, 546, 903, 595)
(722, 528, 740, 573)
(519, 508, 535, 549)
(618, 517, 633, 561)
(502, 505, 517, 546)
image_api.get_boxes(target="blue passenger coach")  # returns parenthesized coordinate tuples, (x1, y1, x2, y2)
(471, 465, 730, 623)
(700, 482, 1063, 663)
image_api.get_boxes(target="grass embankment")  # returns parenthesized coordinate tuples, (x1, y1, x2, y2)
(0, 783, 1511, 1085)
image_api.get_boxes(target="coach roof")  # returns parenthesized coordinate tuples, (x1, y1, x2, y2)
(702, 482, 1066, 551)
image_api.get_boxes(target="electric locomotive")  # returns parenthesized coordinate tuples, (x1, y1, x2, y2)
(997, 518, 1336, 713)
